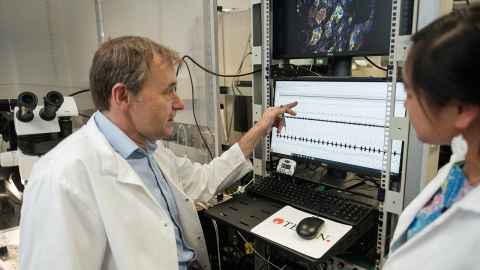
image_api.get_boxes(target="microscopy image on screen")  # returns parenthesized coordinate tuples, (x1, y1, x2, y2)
(273, 0, 392, 58)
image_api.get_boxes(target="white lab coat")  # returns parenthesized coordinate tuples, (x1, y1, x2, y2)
(383, 136, 480, 269)
(19, 117, 253, 270)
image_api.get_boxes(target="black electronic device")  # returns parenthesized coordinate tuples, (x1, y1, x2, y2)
(247, 176, 373, 226)
(270, 77, 405, 177)
(277, 158, 297, 176)
(233, 95, 252, 132)
(296, 216, 325, 240)
(273, 0, 392, 59)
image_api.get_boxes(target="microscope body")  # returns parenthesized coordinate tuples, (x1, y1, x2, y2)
(0, 91, 79, 186)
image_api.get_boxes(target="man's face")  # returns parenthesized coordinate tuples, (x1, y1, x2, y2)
(128, 55, 184, 141)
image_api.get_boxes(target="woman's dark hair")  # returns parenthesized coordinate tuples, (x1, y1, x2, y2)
(407, 5, 480, 108)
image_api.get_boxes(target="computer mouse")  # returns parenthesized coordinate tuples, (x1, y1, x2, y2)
(296, 217, 325, 240)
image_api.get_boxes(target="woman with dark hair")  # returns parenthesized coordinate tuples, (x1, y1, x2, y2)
(384, 5, 480, 270)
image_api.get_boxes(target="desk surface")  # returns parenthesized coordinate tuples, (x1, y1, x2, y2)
(204, 194, 366, 264)
(206, 194, 284, 231)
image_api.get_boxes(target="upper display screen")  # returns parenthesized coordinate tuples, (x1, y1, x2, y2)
(273, 0, 392, 59)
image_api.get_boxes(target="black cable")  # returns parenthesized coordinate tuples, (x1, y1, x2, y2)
(152, 161, 189, 248)
(79, 113, 91, 118)
(364, 56, 388, 72)
(182, 60, 214, 160)
(183, 55, 261, 77)
(286, 63, 322, 76)
(69, 89, 90, 97)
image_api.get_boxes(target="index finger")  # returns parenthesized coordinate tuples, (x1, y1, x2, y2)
(281, 101, 298, 116)
(284, 101, 298, 109)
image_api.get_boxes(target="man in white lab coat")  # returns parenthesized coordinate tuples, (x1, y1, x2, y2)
(19, 36, 297, 270)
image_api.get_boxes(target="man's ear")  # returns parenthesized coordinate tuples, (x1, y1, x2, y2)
(455, 103, 480, 130)
(110, 83, 130, 111)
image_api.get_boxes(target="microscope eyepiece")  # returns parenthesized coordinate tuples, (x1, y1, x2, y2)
(16, 92, 38, 122)
(40, 91, 64, 121)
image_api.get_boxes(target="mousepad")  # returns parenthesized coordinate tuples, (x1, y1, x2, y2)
(251, 206, 352, 259)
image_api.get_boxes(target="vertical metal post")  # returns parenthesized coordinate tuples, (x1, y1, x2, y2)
(205, 0, 221, 157)
(378, 0, 404, 267)
(378, 0, 443, 267)
(251, 0, 265, 176)
(94, 0, 105, 45)
(261, 0, 272, 176)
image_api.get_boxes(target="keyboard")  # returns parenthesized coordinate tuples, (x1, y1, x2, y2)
(247, 176, 374, 226)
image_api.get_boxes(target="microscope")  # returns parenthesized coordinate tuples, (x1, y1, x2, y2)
(0, 90, 78, 259)
(0, 91, 78, 190)
(0, 91, 78, 234)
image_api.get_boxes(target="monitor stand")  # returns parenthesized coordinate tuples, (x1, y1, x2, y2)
(328, 56, 352, 76)
(320, 174, 362, 190)
(294, 166, 362, 190)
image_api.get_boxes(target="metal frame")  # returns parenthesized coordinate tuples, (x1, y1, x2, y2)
(94, 0, 105, 45)
(205, 0, 222, 157)
(377, 0, 410, 266)
(378, 0, 446, 267)
(251, 0, 445, 269)
(251, 0, 268, 176)
(261, 0, 273, 176)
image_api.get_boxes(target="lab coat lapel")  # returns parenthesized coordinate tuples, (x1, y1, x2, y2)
(390, 168, 449, 245)
(84, 118, 148, 187)
(152, 147, 195, 230)
(113, 156, 173, 214)
(84, 117, 170, 210)
(391, 135, 468, 247)
(152, 150, 189, 203)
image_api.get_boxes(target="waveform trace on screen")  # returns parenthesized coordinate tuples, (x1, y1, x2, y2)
(271, 80, 405, 174)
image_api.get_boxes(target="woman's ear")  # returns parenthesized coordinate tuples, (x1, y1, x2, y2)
(110, 83, 130, 111)
(455, 104, 480, 130)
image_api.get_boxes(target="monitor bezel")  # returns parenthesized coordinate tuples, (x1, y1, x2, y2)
(270, 77, 404, 177)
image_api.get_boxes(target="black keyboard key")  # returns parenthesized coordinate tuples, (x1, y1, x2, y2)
(247, 177, 373, 226)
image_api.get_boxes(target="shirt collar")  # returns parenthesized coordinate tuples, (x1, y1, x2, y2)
(93, 111, 157, 159)
(451, 134, 468, 162)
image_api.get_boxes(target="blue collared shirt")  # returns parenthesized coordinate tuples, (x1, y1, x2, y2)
(94, 112, 194, 270)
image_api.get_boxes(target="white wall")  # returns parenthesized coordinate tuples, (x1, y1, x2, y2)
(217, 9, 252, 144)
(0, 0, 216, 124)
(100, 0, 215, 127)
(218, 10, 252, 87)
(0, 0, 97, 110)
(217, 0, 250, 10)
(0, 0, 19, 92)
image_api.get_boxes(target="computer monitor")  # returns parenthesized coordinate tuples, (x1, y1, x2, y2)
(273, 0, 392, 59)
(271, 78, 405, 175)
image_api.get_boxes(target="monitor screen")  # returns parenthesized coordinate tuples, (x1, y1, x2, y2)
(273, 0, 392, 59)
(271, 79, 405, 175)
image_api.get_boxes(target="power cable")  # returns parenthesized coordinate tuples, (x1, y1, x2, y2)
(69, 89, 90, 97)
(183, 55, 261, 77)
(180, 59, 214, 160)
(177, 55, 261, 159)
(286, 63, 322, 76)
(364, 56, 388, 72)
(236, 231, 287, 270)
(211, 219, 223, 270)
(228, 45, 253, 140)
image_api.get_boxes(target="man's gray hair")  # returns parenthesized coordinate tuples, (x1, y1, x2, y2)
(89, 36, 180, 111)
